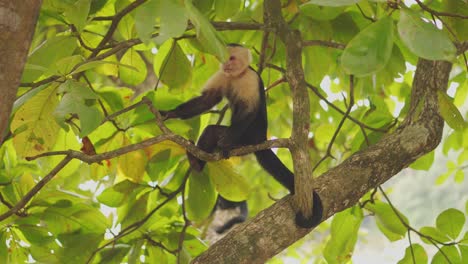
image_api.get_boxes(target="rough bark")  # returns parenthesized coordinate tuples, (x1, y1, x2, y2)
(0, 0, 42, 144)
(192, 58, 452, 264)
(263, 0, 315, 219)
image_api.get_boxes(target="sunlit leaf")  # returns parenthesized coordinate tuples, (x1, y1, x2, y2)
(54, 80, 103, 137)
(206, 160, 250, 201)
(419, 226, 451, 244)
(437, 90, 466, 131)
(365, 201, 408, 241)
(11, 85, 60, 157)
(119, 48, 147, 86)
(341, 16, 394, 76)
(214, 0, 241, 19)
(154, 0, 187, 44)
(397, 244, 428, 264)
(436, 208, 465, 240)
(185, 0, 228, 61)
(157, 41, 192, 90)
(22, 36, 77, 83)
(398, 8, 456, 61)
(410, 150, 434, 171)
(63, 0, 91, 31)
(432, 245, 461, 264)
(324, 206, 363, 264)
(186, 170, 216, 221)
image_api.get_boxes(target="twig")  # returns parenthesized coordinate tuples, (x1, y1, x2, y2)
(89, 0, 148, 58)
(313, 75, 355, 172)
(356, 4, 376, 22)
(415, 0, 468, 19)
(86, 170, 190, 264)
(177, 175, 190, 264)
(0, 156, 72, 222)
(302, 40, 346, 50)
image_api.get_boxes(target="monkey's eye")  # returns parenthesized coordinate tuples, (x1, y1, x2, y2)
(229, 56, 235, 61)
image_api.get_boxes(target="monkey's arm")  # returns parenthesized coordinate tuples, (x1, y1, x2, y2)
(163, 72, 226, 120)
(163, 89, 222, 120)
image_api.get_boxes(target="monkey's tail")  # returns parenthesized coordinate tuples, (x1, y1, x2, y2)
(214, 200, 248, 234)
(255, 149, 323, 228)
(254, 149, 295, 192)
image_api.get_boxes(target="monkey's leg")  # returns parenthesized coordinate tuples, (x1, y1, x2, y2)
(187, 125, 228, 171)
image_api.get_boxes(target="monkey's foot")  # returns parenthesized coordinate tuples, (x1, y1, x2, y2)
(186, 151, 203, 172)
(295, 191, 323, 228)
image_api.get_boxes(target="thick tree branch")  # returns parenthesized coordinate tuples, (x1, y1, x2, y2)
(192, 57, 452, 263)
(264, 0, 315, 219)
(0, 0, 42, 144)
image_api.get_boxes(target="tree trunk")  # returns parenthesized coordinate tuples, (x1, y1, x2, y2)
(0, 0, 42, 144)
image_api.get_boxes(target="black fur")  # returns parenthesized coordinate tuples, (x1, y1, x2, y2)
(163, 51, 323, 232)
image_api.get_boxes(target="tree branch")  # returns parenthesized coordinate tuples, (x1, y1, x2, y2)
(264, 0, 315, 220)
(192, 57, 452, 263)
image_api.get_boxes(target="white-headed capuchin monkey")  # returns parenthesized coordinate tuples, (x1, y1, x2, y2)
(161, 44, 322, 233)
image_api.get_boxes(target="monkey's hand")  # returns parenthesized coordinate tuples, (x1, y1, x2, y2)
(217, 137, 232, 159)
(158, 110, 175, 121)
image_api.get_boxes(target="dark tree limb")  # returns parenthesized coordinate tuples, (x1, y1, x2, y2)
(191, 59, 452, 264)
(0, 0, 42, 144)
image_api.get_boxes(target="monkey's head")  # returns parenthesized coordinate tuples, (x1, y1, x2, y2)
(222, 44, 252, 78)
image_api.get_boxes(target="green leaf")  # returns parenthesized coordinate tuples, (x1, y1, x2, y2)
(194, 0, 214, 14)
(72, 60, 137, 75)
(365, 201, 408, 241)
(454, 170, 464, 183)
(460, 245, 468, 263)
(98, 245, 131, 264)
(206, 160, 250, 201)
(432, 245, 461, 264)
(185, 0, 228, 61)
(300, 4, 345, 21)
(436, 208, 465, 240)
(135, 0, 159, 44)
(157, 42, 192, 90)
(51, 55, 84, 75)
(63, 0, 91, 32)
(437, 90, 466, 131)
(97, 187, 126, 207)
(119, 48, 147, 86)
(410, 150, 435, 171)
(443, 0, 468, 40)
(11, 85, 60, 157)
(22, 36, 77, 83)
(17, 225, 54, 245)
(397, 244, 428, 264)
(56, 233, 103, 263)
(398, 8, 456, 61)
(42, 203, 108, 235)
(324, 206, 363, 264)
(303, 0, 360, 6)
(54, 80, 103, 137)
(341, 16, 394, 76)
(186, 170, 216, 221)
(214, 0, 241, 19)
(154, 0, 187, 44)
(419, 226, 451, 244)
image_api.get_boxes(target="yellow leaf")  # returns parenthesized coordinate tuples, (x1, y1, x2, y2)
(11, 85, 60, 157)
(117, 137, 148, 183)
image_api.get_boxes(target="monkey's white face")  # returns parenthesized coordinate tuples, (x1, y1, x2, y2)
(222, 46, 252, 78)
